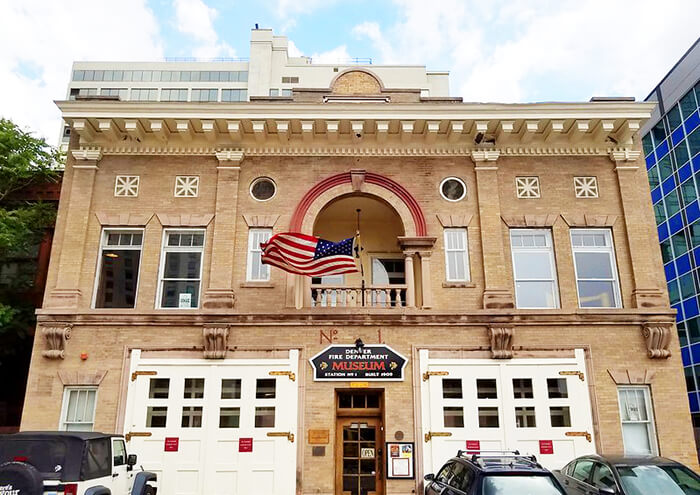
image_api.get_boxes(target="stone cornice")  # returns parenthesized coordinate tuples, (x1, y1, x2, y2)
(71, 147, 102, 161)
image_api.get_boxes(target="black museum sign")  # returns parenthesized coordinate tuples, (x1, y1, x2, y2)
(309, 344, 408, 381)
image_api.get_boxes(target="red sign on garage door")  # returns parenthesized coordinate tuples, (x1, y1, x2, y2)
(164, 437, 179, 452)
(465, 440, 480, 453)
(539, 440, 554, 455)
(239, 437, 253, 452)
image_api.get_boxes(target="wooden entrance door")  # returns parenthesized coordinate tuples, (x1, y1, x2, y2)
(336, 417, 384, 495)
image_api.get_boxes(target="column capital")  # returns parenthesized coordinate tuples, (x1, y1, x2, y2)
(471, 149, 500, 164)
(71, 147, 102, 164)
(609, 148, 641, 164)
(215, 149, 245, 164)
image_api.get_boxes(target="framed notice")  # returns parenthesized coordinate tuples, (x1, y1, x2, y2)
(386, 442, 415, 479)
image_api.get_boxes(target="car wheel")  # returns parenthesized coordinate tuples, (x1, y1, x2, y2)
(144, 485, 156, 495)
(0, 461, 45, 495)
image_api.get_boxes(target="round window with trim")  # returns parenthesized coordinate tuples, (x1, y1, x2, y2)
(250, 177, 277, 201)
(439, 177, 466, 202)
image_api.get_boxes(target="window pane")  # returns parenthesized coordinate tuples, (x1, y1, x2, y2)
(478, 407, 499, 428)
(219, 407, 240, 428)
(550, 406, 571, 427)
(672, 232, 688, 256)
(443, 407, 464, 427)
(477, 379, 498, 399)
(513, 252, 553, 279)
(113, 440, 126, 466)
(184, 378, 204, 398)
(95, 249, 141, 308)
(442, 379, 462, 399)
(515, 280, 556, 308)
(66, 391, 79, 422)
(164, 252, 201, 279)
(255, 407, 275, 427)
(149, 378, 169, 399)
(512, 378, 534, 398)
(515, 407, 536, 427)
(573, 460, 594, 482)
(256, 379, 276, 399)
(181, 406, 203, 428)
(221, 379, 241, 399)
(574, 252, 614, 279)
(547, 378, 568, 398)
(160, 280, 200, 308)
(577, 280, 616, 307)
(146, 406, 167, 428)
(622, 423, 652, 454)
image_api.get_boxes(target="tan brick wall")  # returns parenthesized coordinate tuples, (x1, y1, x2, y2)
(331, 71, 382, 94)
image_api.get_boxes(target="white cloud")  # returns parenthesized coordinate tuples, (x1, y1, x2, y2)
(352, 0, 699, 102)
(287, 40, 303, 58)
(0, 0, 164, 143)
(173, 0, 236, 59)
(310, 45, 352, 64)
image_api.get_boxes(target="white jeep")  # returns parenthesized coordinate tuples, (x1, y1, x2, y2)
(0, 432, 156, 495)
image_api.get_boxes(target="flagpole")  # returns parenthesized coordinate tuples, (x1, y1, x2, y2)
(356, 208, 365, 307)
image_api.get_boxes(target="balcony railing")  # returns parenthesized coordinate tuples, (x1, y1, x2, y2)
(310, 284, 407, 308)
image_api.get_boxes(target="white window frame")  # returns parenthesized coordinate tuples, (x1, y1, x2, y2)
(92, 228, 144, 309)
(59, 387, 98, 431)
(570, 228, 622, 308)
(617, 386, 658, 455)
(510, 229, 560, 309)
(246, 228, 272, 282)
(443, 228, 470, 282)
(156, 229, 206, 309)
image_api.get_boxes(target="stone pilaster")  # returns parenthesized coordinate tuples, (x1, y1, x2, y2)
(202, 151, 243, 309)
(611, 150, 666, 308)
(47, 148, 102, 309)
(472, 150, 514, 309)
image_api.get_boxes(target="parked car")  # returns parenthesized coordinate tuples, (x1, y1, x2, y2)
(0, 432, 156, 495)
(424, 450, 567, 494)
(555, 454, 700, 495)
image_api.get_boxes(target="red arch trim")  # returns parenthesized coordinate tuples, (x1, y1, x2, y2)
(289, 172, 427, 236)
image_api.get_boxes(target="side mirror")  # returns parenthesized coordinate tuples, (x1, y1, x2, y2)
(127, 454, 137, 466)
(424, 473, 435, 481)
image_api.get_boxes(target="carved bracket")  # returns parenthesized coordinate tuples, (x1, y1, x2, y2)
(42, 325, 72, 359)
(203, 327, 229, 359)
(641, 324, 672, 359)
(488, 326, 514, 359)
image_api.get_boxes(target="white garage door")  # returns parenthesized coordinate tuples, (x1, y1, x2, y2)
(420, 349, 595, 472)
(123, 350, 299, 495)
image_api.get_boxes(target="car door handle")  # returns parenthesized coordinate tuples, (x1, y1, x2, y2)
(112, 473, 119, 477)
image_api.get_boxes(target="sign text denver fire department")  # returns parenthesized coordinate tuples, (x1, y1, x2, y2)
(309, 344, 407, 381)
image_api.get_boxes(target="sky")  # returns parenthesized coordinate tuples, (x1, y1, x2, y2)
(0, 0, 698, 143)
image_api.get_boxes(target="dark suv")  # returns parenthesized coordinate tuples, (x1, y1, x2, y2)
(424, 450, 567, 495)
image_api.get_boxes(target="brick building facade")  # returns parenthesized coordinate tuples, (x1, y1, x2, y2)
(20, 31, 696, 495)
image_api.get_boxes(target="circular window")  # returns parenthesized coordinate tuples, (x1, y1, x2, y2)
(439, 177, 466, 202)
(250, 177, 277, 201)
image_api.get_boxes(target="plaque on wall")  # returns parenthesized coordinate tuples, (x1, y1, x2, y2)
(386, 442, 415, 479)
(309, 344, 407, 381)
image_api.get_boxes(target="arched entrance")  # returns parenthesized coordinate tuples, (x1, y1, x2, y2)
(289, 171, 435, 309)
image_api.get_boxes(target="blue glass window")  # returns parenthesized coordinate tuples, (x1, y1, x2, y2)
(679, 162, 692, 183)
(680, 90, 698, 119)
(688, 112, 700, 135)
(678, 322, 689, 348)
(662, 176, 677, 195)
(669, 279, 681, 304)
(675, 143, 690, 168)
(673, 230, 689, 256)
(684, 297, 699, 319)
(688, 318, 700, 344)
(652, 120, 668, 143)
(680, 272, 696, 299)
(658, 155, 674, 180)
(643, 133, 654, 156)
(691, 223, 700, 248)
(661, 239, 673, 263)
(669, 212, 684, 234)
(673, 126, 686, 147)
(681, 179, 697, 206)
(668, 105, 682, 130)
(685, 366, 696, 392)
(689, 128, 700, 157)
(665, 260, 677, 280)
(665, 189, 681, 216)
(686, 201, 700, 223)
(648, 166, 661, 189)
(677, 253, 692, 275)
(654, 202, 666, 225)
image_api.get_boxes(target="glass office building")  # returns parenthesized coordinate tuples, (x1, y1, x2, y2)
(643, 38, 700, 432)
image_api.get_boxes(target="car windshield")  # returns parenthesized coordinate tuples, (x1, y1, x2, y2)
(618, 465, 700, 495)
(483, 475, 565, 495)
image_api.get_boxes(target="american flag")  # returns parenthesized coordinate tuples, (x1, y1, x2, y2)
(260, 232, 359, 277)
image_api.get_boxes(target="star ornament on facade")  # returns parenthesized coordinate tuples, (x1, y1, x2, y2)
(175, 176, 200, 197)
(515, 176, 541, 198)
(574, 176, 599, 198)
(114, 175, 139, 197)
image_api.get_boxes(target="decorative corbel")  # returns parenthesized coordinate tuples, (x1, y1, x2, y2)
(641, 324, 672, 359)
(203, 327, 229, 359)
(488, 326, 514, 359)
(42, 325, 72, 359)
(350, 169, 366, 192)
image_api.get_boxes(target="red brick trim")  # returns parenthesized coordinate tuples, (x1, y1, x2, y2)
(289, 172, 428, 236)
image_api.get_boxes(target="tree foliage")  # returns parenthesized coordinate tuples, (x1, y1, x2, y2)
(0, 118, 62, 343)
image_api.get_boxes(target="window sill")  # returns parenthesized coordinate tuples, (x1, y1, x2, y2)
(442, 282, 476, 288)
(240, 282, 276, 288)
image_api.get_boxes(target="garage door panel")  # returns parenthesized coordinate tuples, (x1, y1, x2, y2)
(124, 352, 298, 495)
(421, 351, 595, 472)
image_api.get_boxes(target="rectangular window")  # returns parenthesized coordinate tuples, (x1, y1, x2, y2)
(221, 89, 247, 102)
(443, 228, 470, 282)
(246, 228, 271, 281)
(510, 229, 559, 308)
(282, 76, 299, 83)
(157, 230, 205, 308)
(130, 88, 158, 101)
(191, 88, 218, 102)
(618, 386, 658, 455)
(571, 229, 621, 308)
(160, 88, 188, 102)
(100, 88, 128, 100)
(94, 229, 143, 308)
(60, 388, 97, 431)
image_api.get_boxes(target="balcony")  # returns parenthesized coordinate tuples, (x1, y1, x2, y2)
(311, 284, 408, 308)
